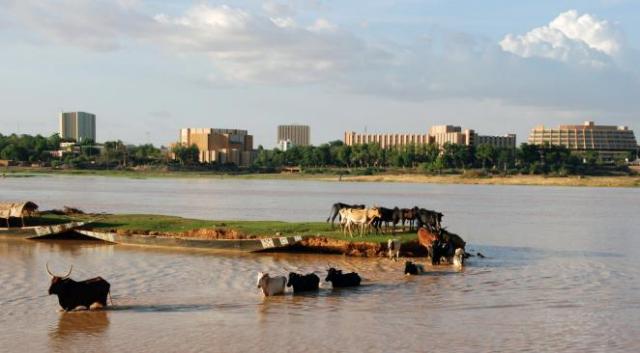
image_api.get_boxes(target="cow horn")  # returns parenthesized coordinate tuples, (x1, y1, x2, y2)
(45, 262, 54, 277)
(62, 265, 73, 278)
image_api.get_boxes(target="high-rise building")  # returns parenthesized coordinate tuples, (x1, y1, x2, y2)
(528, 121, 638, 160)
(59, 112, 96, 142)
(178, 128, 254, 166)
(344, 125, 516, 149)
(277, 125, 310, 147)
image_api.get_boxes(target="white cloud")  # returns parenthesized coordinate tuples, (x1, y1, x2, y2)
(150, 4, 365, 84)
(1, 2, 638, 114)
(500, 10, 623, 66)
(307, 18, 338, 33)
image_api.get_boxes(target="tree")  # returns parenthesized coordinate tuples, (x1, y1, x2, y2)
(475, 144, 496, 170)
(171, 144, 199, 165)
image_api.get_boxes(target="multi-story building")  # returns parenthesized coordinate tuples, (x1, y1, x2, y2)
(344, 125, 516, 149)
(528, 121, 638, 160)
(277, 125, 310, 147)
(428, 125, 475, 146)
(344, 131, 430, 149)
(59, 112, 96, 142)
(178, 128, 254, 166)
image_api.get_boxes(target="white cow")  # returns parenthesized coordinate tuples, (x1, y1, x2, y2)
(256, 272, 286, 296)
(342, 208, 381, 237)
(387, 238, 401, 261)
(453, 248, 464, 269)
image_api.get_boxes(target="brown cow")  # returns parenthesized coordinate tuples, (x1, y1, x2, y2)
(400, 207, 419, 231)
(417, 227, 441, 265)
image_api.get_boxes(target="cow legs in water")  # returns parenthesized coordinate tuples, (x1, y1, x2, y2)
(429, 240, 442, 265)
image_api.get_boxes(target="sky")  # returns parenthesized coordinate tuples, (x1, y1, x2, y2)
(0, 0, 639, 148)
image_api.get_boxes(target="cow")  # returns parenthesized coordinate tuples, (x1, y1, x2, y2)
(417, 227, 442, 265)
(387, 238, 401, 261)
(326, 203, 365, 228)
(325, 268, 361, 288)
(453, 248, 464, 269)
(342, 208, 381, 237)
(46, 263, 111, 311)
(256, 272, 286, 296)
(286, 272, 320, 293)
(404, 261, 425, 275)
(400, 207, 419, 231)
(440, 228, 466, 252)
(372, 207, 401, 233)
(416, 209, 443, 232)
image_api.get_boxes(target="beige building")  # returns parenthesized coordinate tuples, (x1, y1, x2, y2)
(344, 131, 430, 149)
(178, 128, 254, 166)
(528, 121, 638, 160)
(59, 112, 96, 142)
(277, 125, 310, 147)
(344, 125, 516, 149)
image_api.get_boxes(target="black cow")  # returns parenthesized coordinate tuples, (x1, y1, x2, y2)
(372, 207, 401, 233)
(416, 209, 443, 232)
(325, 268, 361, 288)
(404, 261, 425, 275)
(47, 264, 111, 311)
(287, 272, 320, 293)
(326, 203, 366, 228)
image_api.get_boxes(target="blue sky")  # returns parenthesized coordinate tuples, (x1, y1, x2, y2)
(1, 0, 638, 147)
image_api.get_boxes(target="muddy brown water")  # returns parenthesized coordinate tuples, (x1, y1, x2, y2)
(1, 175, 639, 352)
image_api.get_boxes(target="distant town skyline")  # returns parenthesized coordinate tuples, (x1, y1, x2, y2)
(1, 1, 638, 147)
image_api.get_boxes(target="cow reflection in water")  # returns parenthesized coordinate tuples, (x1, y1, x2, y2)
(53, 310, 110, 338)
(50, 310, 110, 353)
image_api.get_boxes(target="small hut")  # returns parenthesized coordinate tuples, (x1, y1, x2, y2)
(0, 202, 39, 228)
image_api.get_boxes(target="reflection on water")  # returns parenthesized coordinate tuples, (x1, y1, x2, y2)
(1, 177, 640, 352)
(52, 311, 110, 339)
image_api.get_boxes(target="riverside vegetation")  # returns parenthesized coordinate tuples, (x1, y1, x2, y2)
(2, 133, 638, 186)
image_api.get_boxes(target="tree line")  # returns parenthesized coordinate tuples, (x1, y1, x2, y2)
(0, 133, 166, 168)
(253, 140, 636, 175)
(1, 133, 636, 175)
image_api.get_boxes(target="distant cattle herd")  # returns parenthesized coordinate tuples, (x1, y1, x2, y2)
(327, 203, 443, 236)
(46, 201, 473, 310)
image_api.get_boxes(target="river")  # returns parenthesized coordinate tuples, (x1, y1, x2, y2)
(1, 175, 639, 352)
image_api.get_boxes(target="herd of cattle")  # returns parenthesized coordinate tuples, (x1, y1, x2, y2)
(45, 202, 471, 309)
(46, 257, 464, 310)
(326, 202, 443, 237)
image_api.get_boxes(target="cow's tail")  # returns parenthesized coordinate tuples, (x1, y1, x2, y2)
(326, 205, 334, 223)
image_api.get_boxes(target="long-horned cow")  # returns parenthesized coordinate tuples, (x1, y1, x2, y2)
(47, 263, 111, 311)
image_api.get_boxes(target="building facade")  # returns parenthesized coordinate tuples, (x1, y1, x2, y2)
(528, 121, 638, 160)
(344, 125, 516, 149)
(179, 128, 254, 166)
(277, 125, 310, 147)
(59, 112, 96, 142)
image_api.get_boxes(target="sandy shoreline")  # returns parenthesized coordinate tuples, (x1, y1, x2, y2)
(5, 167, 639, 187)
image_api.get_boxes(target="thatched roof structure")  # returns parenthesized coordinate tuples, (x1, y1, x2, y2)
(0, 202, 39, 220)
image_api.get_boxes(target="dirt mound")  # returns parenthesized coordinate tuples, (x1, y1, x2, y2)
(179, 228, 257, 240)
(297, 237, 383, 257)
(107, 227, 257, 240)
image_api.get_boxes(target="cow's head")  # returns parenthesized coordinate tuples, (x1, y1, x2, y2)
(368, 207, 382, 219)
(256, 272, 268, 289)
(286, 272, 299, 287)
(404, 261, 417, 275)
(325, 267, 341, 282)
(46, 263, 73, 295)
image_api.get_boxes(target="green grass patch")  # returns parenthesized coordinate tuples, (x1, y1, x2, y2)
(70, 213, 417, 243)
